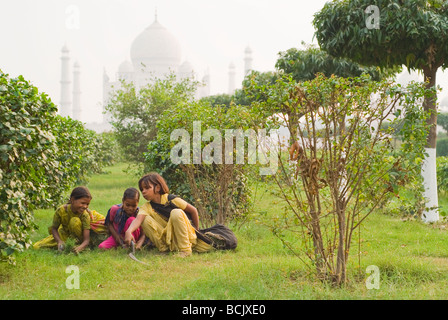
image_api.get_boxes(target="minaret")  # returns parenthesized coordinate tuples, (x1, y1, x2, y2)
(202, 68, 210, 97)
(72, 62, 81, 121)
(244, 46, 253, 76)
(102, 68, 112, 125)
(228, 62, 236, 94)
(59, 45, 71, 117)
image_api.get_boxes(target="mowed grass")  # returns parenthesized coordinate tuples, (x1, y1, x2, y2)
(2, 163, 448, 300)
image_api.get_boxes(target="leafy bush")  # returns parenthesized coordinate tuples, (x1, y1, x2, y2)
(437, 138, 448, 157)
(146, 99, 256, 228)
(34, 116, 119, 210)
(0, 72, 60, 261)
(0, 71, 111, 262)
(98, 131, 123, 169)
(437, 156, 448, 193)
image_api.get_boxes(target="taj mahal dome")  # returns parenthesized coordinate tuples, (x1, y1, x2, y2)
(59, 13, 253, 133)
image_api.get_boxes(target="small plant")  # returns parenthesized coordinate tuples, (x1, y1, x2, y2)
(57, 238, 77, 254)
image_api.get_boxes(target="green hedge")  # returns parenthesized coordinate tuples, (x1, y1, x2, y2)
(0, 71, 113, 262)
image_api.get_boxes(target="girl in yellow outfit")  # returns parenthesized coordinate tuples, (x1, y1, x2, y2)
(33, 186, 107, 254)
(124, 173, 213, 257)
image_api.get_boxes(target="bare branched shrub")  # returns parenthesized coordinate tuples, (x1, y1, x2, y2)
(261, 74, 430, 286)
(181, 162, 249, 228)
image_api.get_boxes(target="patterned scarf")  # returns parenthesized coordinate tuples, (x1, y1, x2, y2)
(105, 204, 138, 234)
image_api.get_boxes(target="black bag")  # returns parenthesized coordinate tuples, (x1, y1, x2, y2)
(196, 224, 238, 250)
(150, 194, 194, 221)
(150, 195, 237, 250)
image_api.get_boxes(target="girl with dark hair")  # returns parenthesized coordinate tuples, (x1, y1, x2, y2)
(124, 172, 213, 257)
(98, 187, 145, 250)
(33, 186, 107, 253)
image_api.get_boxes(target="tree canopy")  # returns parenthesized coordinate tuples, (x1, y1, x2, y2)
(105, 73, 198, 164)
(313, 0, 446, 221)
(275, 43, 398, 82)
(313, 0, 448, 73)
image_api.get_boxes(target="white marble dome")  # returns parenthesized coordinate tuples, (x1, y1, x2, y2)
(130, 18, 182, 77)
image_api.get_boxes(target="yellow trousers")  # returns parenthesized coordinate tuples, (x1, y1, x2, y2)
(141, 208, 212, 254)
(33, 217, 83, 249)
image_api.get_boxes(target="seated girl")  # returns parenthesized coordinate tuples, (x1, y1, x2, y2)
(98, 187, 145, 250)
(124, 172, 213, 257)
(33, 186, 107, 254)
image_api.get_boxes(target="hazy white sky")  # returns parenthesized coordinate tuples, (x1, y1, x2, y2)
(0, 0, 331, 123)
(1, 0, 448, 123)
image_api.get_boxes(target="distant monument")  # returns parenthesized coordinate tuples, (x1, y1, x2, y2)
(59, 13, 253, 133)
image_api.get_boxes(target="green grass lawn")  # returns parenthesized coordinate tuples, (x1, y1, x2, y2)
(2, 162, 448, 300)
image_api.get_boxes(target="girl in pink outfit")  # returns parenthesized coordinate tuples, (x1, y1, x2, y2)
(99, 188, 144, 249)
